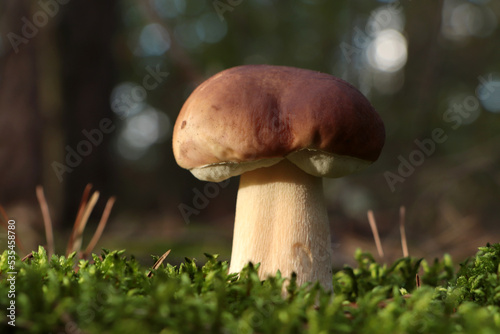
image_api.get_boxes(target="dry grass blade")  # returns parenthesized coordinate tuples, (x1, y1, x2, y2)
(82, 196, 116, 259)
(400, 206, 409, 257)
(0, 204, 25, 253)
(67, 184, 93, 256)
(71, 191, 100, 255)
(36, 186, 54, 258)
(148, 250, 172, 277)
(21, 252, 34, 262)
(367, 210, 384, 259)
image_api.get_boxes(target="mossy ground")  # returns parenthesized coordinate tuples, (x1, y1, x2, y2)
(1, 244, 500, 333)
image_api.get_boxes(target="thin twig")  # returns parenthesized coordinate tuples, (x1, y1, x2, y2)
(21, 252, 34, 262)
(36, 186, 54, 258)
(82, 196, 116, 258)
(148, 250, 172, 277)
(67, 184, 93, 256)
(416, 274, 421, 288)
(367, 210, 384, 259)
(399, 206, 409, 257)
(71, 191, 100, 255)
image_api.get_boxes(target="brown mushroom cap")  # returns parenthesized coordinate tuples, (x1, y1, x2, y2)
(173, 65, 385, 182)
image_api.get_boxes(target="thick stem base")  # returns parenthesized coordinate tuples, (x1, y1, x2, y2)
(229, 159, 333, 290)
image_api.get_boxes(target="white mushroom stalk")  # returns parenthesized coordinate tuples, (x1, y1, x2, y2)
(229, 159, 333, 289)
(172, 65, 385, 290)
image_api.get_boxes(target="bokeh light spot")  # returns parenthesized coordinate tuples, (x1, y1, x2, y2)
(196, 13, 228, 44)
(153, 0, 186, 19)
(110, 82, 146, 118)
(447, 94, 481, 125)
(118, 108, 171, 160)
(477, 78, 500, 113)
(442, 1, 498, 39)
(367, 29, 407, 73)
(138, 23, 171, 56)
(367, 5, 405, 34)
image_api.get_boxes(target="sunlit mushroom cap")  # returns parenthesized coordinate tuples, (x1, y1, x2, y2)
(173, 65, 385, 182)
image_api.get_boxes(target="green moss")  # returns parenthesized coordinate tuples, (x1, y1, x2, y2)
(2, 244, 500, 333)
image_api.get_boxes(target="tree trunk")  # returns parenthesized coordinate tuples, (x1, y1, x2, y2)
(57, 0, 118, 225)
(0, 0, 43, 250)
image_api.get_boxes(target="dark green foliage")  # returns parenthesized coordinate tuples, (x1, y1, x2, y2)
(455, 243, 500, 306)
(2, 244, 500, 333)
(334, 249, 424, 300)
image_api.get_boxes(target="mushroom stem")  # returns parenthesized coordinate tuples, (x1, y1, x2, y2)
(229, 159, 333, 290)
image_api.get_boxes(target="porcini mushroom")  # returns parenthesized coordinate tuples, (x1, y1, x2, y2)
(172, 65, 385, 290)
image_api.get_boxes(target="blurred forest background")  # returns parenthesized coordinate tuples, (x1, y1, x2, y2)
(1, 0, 499, 268)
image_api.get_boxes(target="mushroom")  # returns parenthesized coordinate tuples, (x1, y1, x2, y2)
(172, 65, 385, 290)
